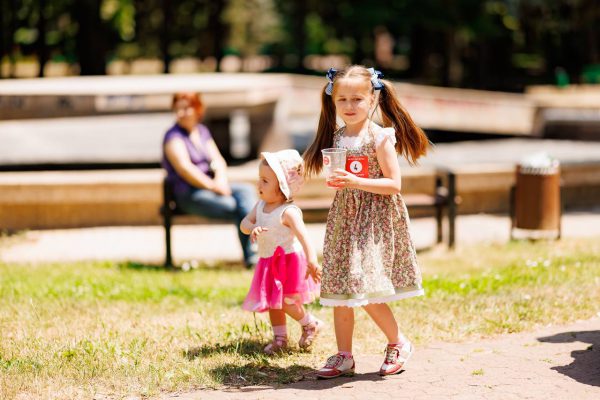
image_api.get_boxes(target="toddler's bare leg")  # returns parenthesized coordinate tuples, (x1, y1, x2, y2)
(282, 300, 305, 321)
(269, 308, 287, 327)
(264, 308, 288, 354)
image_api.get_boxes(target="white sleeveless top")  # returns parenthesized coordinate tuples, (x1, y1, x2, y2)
(256, 200, 303, 258)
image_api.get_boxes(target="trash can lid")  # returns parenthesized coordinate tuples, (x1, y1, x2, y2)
(518, 152, 560, 175)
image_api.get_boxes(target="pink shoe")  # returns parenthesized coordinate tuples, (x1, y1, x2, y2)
(316, 353, 355, 379)
(299, 318, 324, 349)
(263, 335, 288, 355)
(379, 341, 413, 376)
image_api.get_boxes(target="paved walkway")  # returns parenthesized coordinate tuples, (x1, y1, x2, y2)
(163, 317, 600, 400)
(2, 210, 600, 265)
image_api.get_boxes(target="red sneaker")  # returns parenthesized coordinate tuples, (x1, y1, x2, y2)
(316, 353, 355, 379)
(379, 342, 413, 376)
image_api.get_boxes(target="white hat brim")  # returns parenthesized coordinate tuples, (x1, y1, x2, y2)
(261, 152, 291, 200)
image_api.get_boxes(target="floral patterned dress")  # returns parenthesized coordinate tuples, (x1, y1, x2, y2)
(320, 123, 424, 307)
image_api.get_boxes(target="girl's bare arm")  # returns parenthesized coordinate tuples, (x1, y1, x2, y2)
(240, 203, 259, 234)
(282, 207, 322, 282)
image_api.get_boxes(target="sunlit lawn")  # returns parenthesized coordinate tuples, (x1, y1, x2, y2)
(1, 237, 599, 399)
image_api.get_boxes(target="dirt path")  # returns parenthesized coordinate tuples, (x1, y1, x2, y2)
(162, 317, 600, 400)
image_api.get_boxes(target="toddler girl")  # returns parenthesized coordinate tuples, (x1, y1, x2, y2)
(241, 149, 323, 354)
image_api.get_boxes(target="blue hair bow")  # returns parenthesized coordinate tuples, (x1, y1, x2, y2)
(325, 68, 337, 95)
(368, 67, 384, 90)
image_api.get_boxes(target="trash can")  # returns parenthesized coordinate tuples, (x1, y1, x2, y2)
(511, 153, 561, 239)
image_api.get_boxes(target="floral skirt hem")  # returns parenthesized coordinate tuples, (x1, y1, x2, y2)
(319, 287, 424, 308)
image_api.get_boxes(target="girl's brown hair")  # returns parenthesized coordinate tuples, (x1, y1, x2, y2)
(303, 65, 429, 176)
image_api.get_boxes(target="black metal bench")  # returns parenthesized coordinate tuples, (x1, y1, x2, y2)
(160, 169, 457, 267)
(160, 177, 180, 268)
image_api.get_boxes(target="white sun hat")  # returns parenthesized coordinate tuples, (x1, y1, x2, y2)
(261, 149, 305, 201)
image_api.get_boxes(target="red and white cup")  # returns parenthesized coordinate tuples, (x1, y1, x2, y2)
(321, 148, 347, 189)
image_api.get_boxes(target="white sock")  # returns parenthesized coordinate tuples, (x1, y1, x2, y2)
(389, 333, 409, 346)
(273, 325, 287, 338)
(299, 313, 316, 326)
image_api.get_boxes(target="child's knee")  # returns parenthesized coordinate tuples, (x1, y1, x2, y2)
(283, 296, 304, 313)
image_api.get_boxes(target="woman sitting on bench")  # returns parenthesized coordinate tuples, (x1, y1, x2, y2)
(162, 92, 258, 268)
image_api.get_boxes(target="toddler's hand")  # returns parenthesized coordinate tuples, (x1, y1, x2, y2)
(250, 226, 268, 243)
(306, 261, 322, 283)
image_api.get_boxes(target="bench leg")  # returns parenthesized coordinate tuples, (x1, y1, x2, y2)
(447, 172, 456, 249)
(509, 185, 515, 240)
(448, 204, 456, 249)
(165, 214, 173, 267)
(436, 204, 443, 244)
(558, 186, 563, 240)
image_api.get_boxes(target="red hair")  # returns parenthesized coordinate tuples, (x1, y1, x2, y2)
(172, 92, 205, 121)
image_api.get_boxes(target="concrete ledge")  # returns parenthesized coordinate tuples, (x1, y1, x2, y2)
(0, 170, 162, 229)
(1, 161, 600, 230)
(0, 73, 535, 136)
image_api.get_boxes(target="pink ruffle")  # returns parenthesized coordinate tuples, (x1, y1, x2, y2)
(242, 246, 320, 312)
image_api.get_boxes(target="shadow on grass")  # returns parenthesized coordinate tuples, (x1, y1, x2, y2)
(117, 260, 247, 273)
(117, 262, 168, 272)
(183, 339, 267, 359)
(190, 341, 388, 390)
(538, 330, 600, 387)
(209, 362, 316, 386)
(208, 363, 387, 391)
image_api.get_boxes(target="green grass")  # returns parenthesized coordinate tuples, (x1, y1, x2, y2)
(1, 237, 600, 399)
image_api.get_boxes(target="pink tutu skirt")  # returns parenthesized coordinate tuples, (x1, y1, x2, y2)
(242, 246, 320, 312)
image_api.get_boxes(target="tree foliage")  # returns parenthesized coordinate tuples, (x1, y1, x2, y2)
(1, 0, 598, 90)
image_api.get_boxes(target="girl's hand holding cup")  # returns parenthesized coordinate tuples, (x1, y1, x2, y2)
(328, 168, 358, 190)
(321, 148, 347, 189)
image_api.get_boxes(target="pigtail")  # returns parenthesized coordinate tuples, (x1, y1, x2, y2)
(378, 80, 430, 165)
(303, 85, 338, 177)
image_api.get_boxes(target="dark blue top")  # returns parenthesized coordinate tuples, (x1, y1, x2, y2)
(162, 123, 214, 194)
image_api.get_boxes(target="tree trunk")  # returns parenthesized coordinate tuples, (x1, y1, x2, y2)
(7, 0, 18, 78)
(74, 0, 107, 75)
(351, 31, 365, 66)
(291, 0, 307, 72)
(0, 1, 5, 77)
(37, 0, 48, 77)
(589, 0, 599, 63)
(209, 0, 226, 72)
(161, 0, 172, 73)
(444, 30, 463, 87)
(408, 24, 427, 82)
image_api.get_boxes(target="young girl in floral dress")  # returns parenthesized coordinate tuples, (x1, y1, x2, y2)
(241, 149, 323, 354)
(303, 65, 430, 378)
